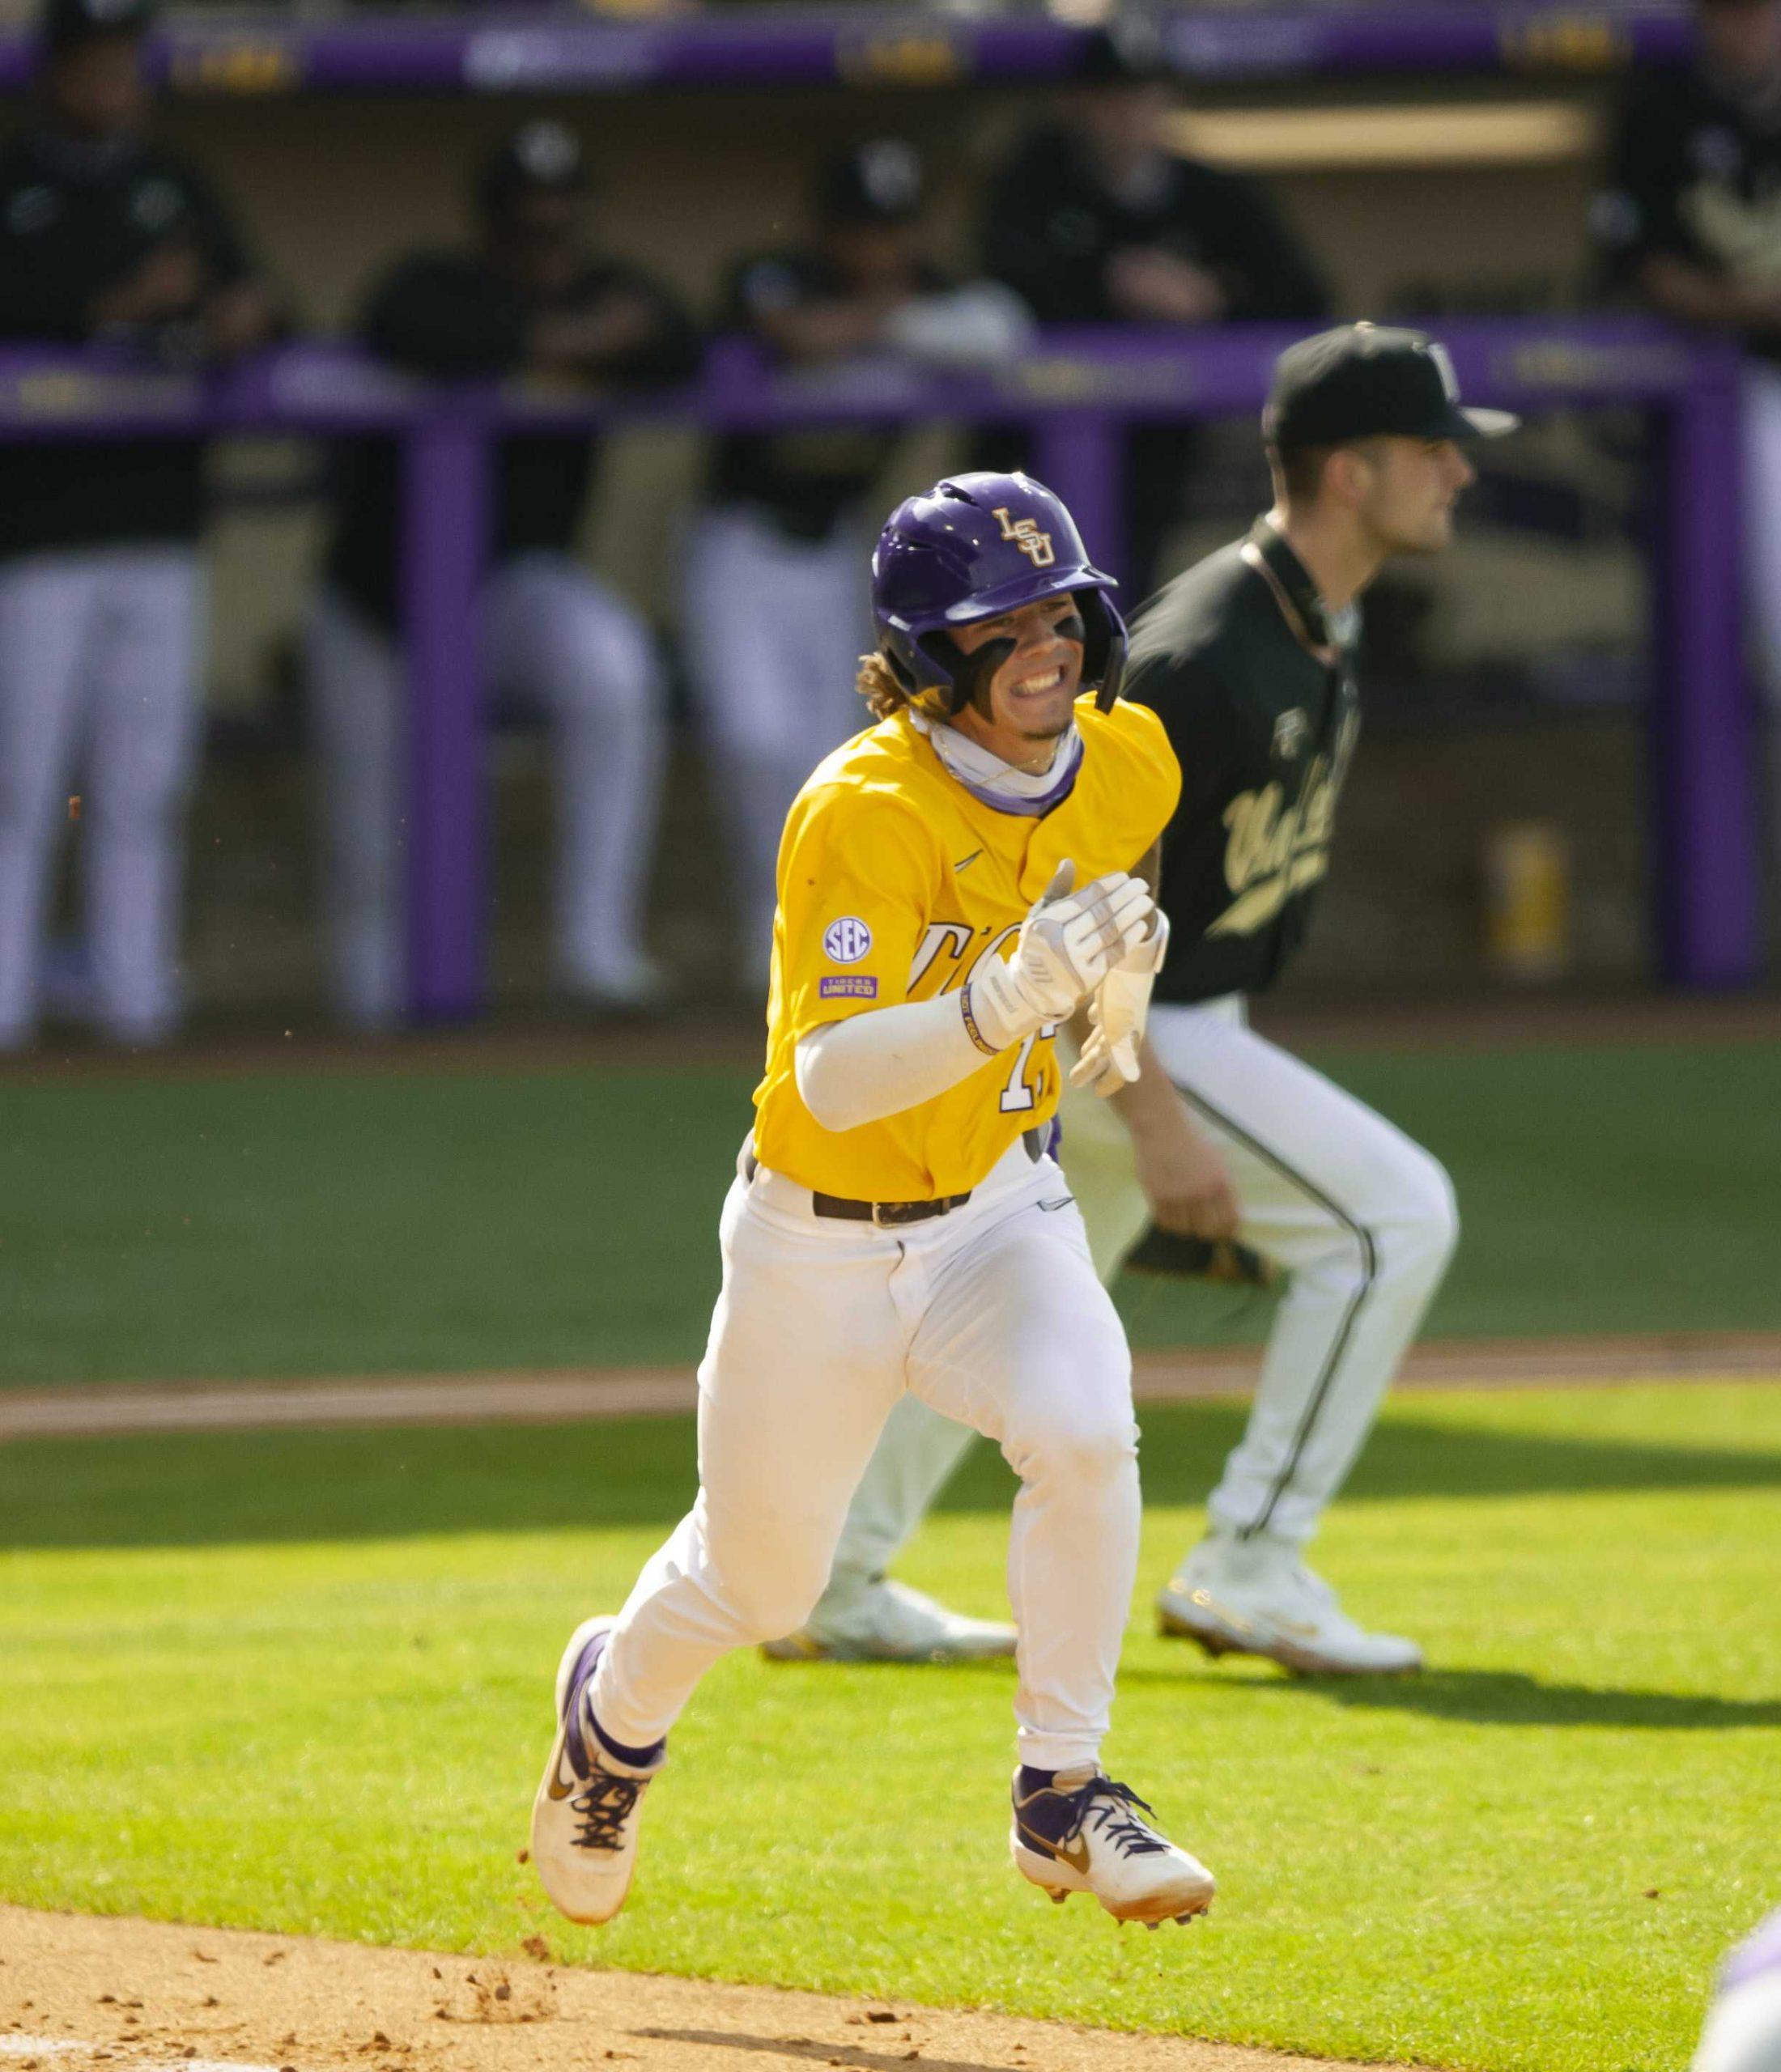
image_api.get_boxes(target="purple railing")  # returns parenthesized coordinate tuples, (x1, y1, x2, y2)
(0, 315, 1756, 1010)
(0, 2, 1693, 97)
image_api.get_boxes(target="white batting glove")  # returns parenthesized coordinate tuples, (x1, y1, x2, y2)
(964, 861, 1157, 1054)
(1070, 911, 1171, 1097)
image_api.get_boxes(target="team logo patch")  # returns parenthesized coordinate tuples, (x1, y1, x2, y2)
(993, 507, 1056, 568)
(822, 916, 873, 964)
(820, 975, 878, 1000)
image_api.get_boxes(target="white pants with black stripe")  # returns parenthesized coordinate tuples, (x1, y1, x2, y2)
(824, 996, 1458, 1577)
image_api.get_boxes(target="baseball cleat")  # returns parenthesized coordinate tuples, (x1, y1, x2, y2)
(1011, 1767, 1215, 1926)
(1156, 1532, 1422, 1677)
(529, 1616, 665, 1926)
(760, 1575, 1017, 1664)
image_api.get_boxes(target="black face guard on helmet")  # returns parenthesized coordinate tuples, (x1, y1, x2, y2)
(889, 591, 1125, 721)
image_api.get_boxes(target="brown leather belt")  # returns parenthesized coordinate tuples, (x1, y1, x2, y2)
(749, 1127, 1045, 1228)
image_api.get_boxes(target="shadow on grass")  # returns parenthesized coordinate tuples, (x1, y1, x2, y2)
(1125, 1664, 1781, 1730)
(4, 1400, 1780, 1552)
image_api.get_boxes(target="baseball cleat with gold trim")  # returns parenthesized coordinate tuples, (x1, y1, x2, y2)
(761, 1575, 1017, 1663)
(529, 1616, 665, 1926)
(1011, 1767, 1215, 1926)
(1156, 1532, 1422, 1676)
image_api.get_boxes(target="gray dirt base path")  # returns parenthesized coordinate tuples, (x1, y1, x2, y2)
(2, 1331, 1778, 1441)
(0, 1906, 1375, 2072)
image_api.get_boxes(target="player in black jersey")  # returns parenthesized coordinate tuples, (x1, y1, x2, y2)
(0, 0, 279, 1049)
(1592, 0, 1781, 872)
(309, 121, 699, 1029)
(1064, 325, 1515, 1673)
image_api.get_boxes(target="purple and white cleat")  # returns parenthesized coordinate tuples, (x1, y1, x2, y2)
(529, 1616, 665, 1926)
(1011, 1766, 1214, 1927)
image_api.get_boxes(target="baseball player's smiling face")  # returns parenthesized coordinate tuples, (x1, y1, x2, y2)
(947, 596, 1086, 771)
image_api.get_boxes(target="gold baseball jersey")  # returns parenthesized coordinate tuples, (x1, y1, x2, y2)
(751, 695, 1182, 1201)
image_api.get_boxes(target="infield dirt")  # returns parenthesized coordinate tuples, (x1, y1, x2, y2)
(0, 1907, 1367, 2072)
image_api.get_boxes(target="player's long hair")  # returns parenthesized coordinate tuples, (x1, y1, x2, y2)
(856, 650, 915, 721)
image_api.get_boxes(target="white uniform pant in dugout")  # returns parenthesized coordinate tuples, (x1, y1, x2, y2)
(588, 1135, 1140, 1772)
(308, 554, 665, 1028)
(1740, 363, 1781, 869)
(823, 996, 1459, 1569)
(681, 507, 871, 983)
(0, 546, 203, 1048)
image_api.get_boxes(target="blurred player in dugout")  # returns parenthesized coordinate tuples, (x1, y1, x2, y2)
(976, 20, 1331, 600)
(310, 121, 699, 1028)
(1595, 0, 1781, 885)
(683, 138, 1032, 987)
(0, 0, 278, 1049)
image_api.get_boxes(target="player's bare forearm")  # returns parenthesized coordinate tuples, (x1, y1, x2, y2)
(1105, 1034, 1188, 1140)
(1107, 1035, 1241, 1241)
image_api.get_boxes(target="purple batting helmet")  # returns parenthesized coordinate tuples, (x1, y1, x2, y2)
(870, 471, 1126, 722)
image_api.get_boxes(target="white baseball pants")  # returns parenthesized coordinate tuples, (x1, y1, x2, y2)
(0, 546, 203, 1049)
(589, 1135, 1140, 1772)
(681, 507, 872, 983)
(308, 554, 665, 1028)
(825, 996, 1458, 1569)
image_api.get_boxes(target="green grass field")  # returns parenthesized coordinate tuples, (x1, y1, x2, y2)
(3, 1036, 1779, 1388)
(3, 1384, 1779, 2072)
(2, 1035, 1779, 2070)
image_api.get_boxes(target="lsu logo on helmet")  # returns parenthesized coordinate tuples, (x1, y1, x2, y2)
(994, 507, 1056, 567)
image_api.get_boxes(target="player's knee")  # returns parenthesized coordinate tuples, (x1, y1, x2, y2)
(716, 1548, 834, 1643)
(1384, 1149, 1460, 1281)
(1005, 1395, 1138, 1490)
(551, 608, 660, 720)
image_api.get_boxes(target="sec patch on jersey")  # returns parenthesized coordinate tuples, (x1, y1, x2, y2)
(822, 916, 873, 963)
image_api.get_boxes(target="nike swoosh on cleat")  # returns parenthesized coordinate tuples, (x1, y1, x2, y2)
(546, 1739, 583, 1802)
(1018, 1821, 1090, 1875)
(1192, 1590, 1319, 1641)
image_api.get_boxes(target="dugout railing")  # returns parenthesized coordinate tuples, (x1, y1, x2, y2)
(0, 4, 1701, 98)
(0, 316, 1755, 1017)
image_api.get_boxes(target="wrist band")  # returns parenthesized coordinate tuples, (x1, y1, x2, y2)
(959, 979, 1001, 1057)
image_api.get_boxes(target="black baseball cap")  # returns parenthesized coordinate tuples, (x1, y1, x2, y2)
(1264, 322, 1520, 450)
(40, 0, 153, 52)
(477, 120, 589, 214)
(814, 139, 925, 226)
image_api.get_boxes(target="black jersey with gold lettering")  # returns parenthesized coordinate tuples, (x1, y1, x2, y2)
(1593, 62, 1781, 363)
(1126, 517, 1359, 1004)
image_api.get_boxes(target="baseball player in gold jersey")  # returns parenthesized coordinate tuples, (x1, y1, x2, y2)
(529, 472, 1214, 1930)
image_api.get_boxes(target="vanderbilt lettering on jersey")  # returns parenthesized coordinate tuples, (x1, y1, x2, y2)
(1209, 710, 1359, 939)
(1124, 519, 1361, 1005)
(751, 697, 1180, 1202)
